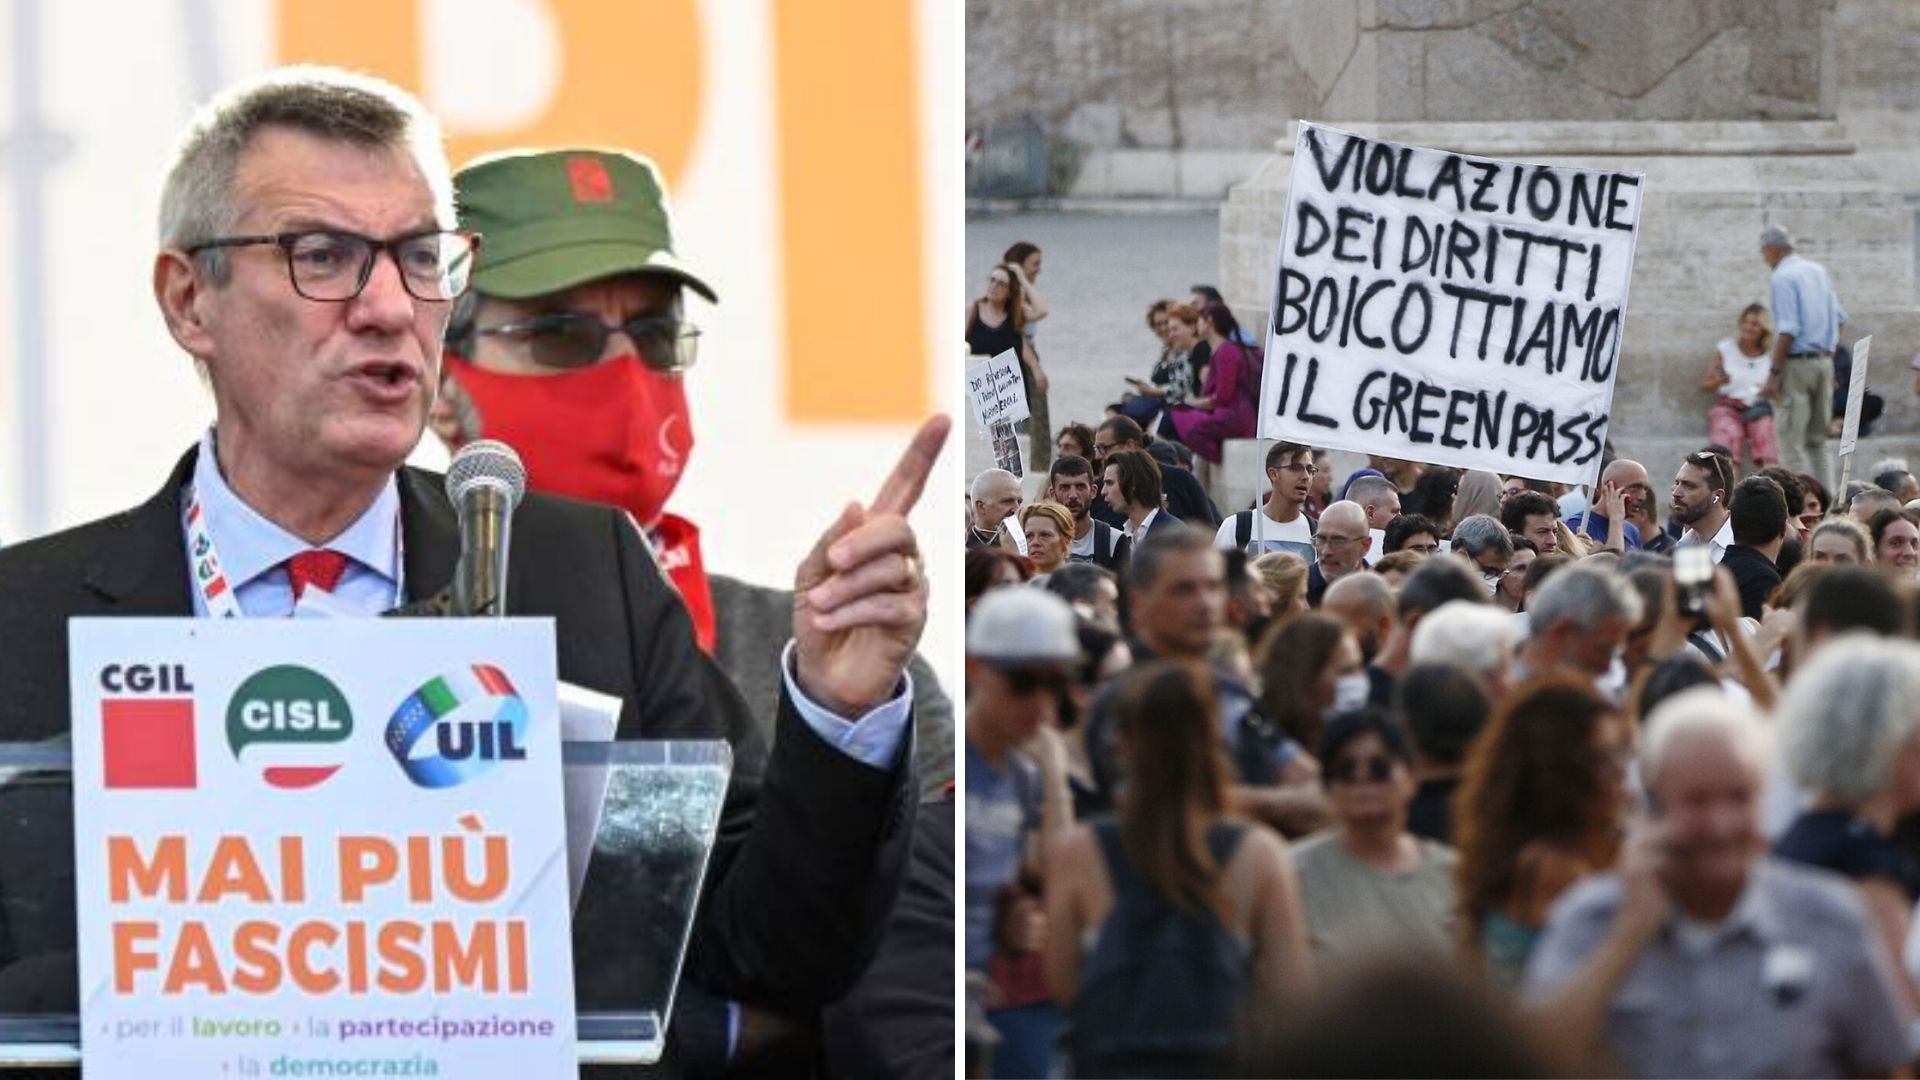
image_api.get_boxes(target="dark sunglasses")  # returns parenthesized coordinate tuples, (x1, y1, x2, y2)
(995, 666, 1071, 697)
(1329, 754, 1397, 784)
(474, 311, 701, 372)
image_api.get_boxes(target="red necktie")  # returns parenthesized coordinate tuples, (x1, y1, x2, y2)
(286, 549, 350, 600)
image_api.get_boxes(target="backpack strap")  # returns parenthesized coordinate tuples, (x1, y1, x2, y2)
(1206, 822, 1249, 867)
(1234, 510, 1253, 551)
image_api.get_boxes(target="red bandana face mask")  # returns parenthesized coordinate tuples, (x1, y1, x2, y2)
(442, 353, 693, 527)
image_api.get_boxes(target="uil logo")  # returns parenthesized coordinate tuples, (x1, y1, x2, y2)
(225, 665, 354, 789)
(385, 664, 530, 789)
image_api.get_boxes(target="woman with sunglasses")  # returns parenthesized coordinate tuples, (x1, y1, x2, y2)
(1045, 661, 1311, 1077)
(1452, 675, 1632, 991)
(1291, 709, 1459, 967)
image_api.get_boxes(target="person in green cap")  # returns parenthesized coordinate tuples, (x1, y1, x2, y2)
(433, 148, 953, 796)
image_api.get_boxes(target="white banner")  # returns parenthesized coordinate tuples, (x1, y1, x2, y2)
(1259, 123, 1645, 485)
(69, 618, 575, 1078)
(1840, 335, 1873, 458)
(966, 348, 1030, 431)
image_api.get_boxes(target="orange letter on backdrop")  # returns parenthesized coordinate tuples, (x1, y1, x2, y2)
(109, 835, 186, 903)
(276, 0, 926, 423)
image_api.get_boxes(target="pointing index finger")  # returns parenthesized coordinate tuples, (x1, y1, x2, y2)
(869, 414, 952, 516)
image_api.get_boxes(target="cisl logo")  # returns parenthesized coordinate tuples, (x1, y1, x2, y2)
(225, 665, 354, 790)
(384, 664, 530, 789)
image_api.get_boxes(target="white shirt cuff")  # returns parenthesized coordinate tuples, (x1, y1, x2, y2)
(779, 640, 912, 770)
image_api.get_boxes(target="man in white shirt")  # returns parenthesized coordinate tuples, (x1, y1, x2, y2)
(1102, 447, 1179, 547)
(1672, 450, 1735, 563)
(1215, 440, 1316, 560)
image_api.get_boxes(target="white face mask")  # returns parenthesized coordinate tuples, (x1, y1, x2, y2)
(1328, 671, 1372, 717)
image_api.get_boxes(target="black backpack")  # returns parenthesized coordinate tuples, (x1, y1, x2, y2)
(1071, 819, 1252, 1078)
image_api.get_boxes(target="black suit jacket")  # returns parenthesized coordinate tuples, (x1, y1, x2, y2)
(0, 447, 914, 1073)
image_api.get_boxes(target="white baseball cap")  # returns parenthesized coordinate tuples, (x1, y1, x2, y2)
(967, 587, 1081, 664)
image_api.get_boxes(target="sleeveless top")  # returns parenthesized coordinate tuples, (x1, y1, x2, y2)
(967, 305, 1024, 359)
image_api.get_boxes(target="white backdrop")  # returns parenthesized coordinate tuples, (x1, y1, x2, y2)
(0, 0, 961, 694)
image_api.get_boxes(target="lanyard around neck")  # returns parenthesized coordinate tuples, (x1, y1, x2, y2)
(183, 481, 405, 618)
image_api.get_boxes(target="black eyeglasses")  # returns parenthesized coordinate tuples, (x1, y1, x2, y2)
(187, 229, 479, 302)
(1329, 754, 1397, 784)
(995, 666, 1070, 697)
(473, 312, 702, 372)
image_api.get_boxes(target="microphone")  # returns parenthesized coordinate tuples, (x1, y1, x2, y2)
(445, 439, 527, 617)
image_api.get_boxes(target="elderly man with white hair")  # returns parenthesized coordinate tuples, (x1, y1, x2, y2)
(969, 467, 1023, 550)
(1307, 500, 1371, 606)
(1525, 687, 1913, 1078)
(1410, 600, 1518, 700)
(1774, 636, 1920, 1012)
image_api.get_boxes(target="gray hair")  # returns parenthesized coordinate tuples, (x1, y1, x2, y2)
(1777, 635, 1920, 802)
(1345, 474, 1397, 509)
(1527, 564, 1642, 640)
(159, 66, 454, 282)
(1759, 225, 1793, 250)
(970, 468, 1019, 503)
(1642, 686, 1767, 790)
(1410, 600, 1517, 679)
(1452, 470, 1503, 522)
(1450, 513, 1513, 560)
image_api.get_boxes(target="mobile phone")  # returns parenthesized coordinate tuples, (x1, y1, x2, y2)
(1674, 544, 1713, 618)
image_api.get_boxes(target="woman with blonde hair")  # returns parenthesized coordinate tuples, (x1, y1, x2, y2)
(1251, 550, 1309, 620)
(1019, 500, 1075, 577)
(1701, 303, 1779, 471)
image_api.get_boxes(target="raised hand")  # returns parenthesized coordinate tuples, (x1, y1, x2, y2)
(792, 415, 951, 716)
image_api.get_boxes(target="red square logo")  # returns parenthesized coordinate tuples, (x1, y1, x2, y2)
(102, 699, 197, 789)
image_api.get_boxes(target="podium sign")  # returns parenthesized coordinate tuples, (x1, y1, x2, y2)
(67, 618, 577, 1078)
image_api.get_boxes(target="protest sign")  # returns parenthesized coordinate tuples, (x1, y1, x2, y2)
(989, 418, 1024, 477)
(69, 618, 576, 1078)
(1260, 123, 1644, 485)
(967, 348, 1030, 432)
(1840, 335, 1873, 458)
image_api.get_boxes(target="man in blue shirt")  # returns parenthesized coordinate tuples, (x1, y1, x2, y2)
(1759, 226, 1848, 488)
(1564, 458, 1648, 551)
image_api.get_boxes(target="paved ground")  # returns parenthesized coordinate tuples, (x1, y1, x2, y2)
(964, 211, 1222, 481)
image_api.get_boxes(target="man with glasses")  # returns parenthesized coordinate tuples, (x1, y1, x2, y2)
(0, 69, 937, 1060)
(1450, 514, 1516, 595)
(430, 148, 953, 800)
(1218, 441, 1318, 560)
(1307, 501, 1373, 607)
(962, 588, 1077, 1069)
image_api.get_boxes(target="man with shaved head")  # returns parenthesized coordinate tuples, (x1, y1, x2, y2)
(1307, 501, 1372, 606)
(1565, 458, 1648, 551)
(1321, 571, 1398, 705)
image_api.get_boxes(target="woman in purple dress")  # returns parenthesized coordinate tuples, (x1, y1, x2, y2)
(1169, 303, 1260, 490)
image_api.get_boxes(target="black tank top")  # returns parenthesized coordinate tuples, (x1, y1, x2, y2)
(967, 306, 1023, 358)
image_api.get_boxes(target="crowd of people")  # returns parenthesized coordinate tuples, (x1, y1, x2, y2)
(965, 408, 1920, 1073)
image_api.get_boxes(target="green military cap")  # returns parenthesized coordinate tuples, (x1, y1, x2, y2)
(454, 148, 718, 303)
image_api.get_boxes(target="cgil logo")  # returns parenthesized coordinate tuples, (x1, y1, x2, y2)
(225, 665, 354, 790)
(385, 664, 530, 789)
